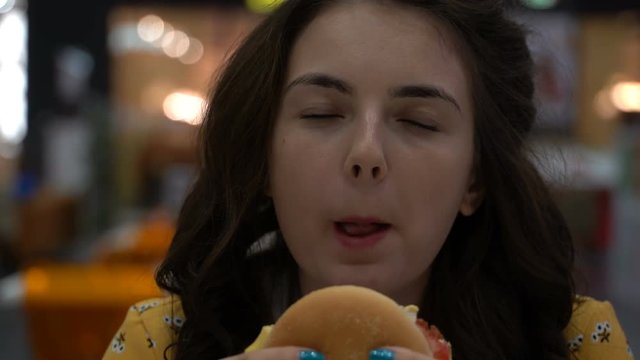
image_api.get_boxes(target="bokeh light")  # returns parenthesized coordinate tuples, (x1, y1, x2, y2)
(521, 0, 558, 10)
(137, 14, 165, 43)
(162, 91, 205, 125)
(152, 22, 173, 47)
(161, 30, 190, 58)
(179, 37, 204, 65)
(0, 9, 27, 152)
(245, 0, 286, 14)
(0, 0, 16, 14)
(594, 89, 619, 121)
(0, 10, 26, 65)
(610, 81, 640, 113)
(0, 65, 27, 142)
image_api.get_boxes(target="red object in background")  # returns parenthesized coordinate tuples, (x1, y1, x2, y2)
(553, 187, 614, 253)
(594, 188, 612, 252)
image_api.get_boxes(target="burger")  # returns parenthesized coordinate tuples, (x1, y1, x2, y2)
(247, 285, 452, 360)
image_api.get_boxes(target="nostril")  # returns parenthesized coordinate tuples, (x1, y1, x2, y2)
(352, 165, 361, 177)
(372, 167, 380, 178)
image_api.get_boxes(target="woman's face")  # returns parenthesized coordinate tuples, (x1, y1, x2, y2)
(269, 1, 479, 305)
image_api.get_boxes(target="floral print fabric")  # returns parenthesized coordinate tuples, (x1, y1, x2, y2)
(103, 295, 634, 359)
(563, 296, 634, 359)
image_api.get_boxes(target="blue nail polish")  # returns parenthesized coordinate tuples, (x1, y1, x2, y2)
(369, 348, 395, 360)
(299, 350, 325, 360)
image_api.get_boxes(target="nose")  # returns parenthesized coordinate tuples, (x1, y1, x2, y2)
(343, 114, 388, 184)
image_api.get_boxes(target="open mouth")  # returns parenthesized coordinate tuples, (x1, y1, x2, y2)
(335, 222, 391, 237)
(333, 221, 391, 249)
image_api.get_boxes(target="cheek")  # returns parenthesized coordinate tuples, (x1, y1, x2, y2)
(396, 147, 473, 239)
(269, 131, 337, 225)
(272, 134, 324, 196)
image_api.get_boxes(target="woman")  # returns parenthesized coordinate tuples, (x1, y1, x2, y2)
(103, 0, 633, 359)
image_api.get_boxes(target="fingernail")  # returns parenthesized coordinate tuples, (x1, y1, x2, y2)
(369, 348, 395, 360)
(299, 350, 325, 360)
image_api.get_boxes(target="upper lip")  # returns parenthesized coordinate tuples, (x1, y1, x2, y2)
(336, 216, 390, 225)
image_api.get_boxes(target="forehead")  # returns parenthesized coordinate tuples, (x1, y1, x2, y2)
(285, 0, 471, 112)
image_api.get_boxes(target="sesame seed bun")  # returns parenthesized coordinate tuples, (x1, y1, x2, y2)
(264, 285, 433, 360)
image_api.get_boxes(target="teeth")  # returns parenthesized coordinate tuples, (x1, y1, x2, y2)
(339, 223, 386, 236)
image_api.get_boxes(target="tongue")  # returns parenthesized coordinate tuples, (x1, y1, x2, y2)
(340, 223, 385, 236)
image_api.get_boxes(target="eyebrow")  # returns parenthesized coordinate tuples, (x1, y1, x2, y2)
(285, 73, 353, 94)
(285, 72, 460, 112)
(390, 85, 461, 112)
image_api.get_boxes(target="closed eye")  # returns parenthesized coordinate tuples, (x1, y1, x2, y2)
(398, 118, 438, 132)
(301, 114, 342, 119)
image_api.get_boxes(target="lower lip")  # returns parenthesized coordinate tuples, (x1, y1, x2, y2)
(334, 223, 390, 249)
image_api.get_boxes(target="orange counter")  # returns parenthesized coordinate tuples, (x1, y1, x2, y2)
(24, 263, 163, 360)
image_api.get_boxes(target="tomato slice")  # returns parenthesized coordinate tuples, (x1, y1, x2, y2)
(415, 319, 452, 360)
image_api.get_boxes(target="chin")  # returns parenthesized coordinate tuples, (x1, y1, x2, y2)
(327, 270, 395, 294)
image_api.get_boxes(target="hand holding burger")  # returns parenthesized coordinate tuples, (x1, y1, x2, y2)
(225, 286, 452, 360)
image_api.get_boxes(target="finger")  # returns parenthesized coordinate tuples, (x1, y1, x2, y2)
(220, 347, 324, 360)
(369, 347, 436, 360)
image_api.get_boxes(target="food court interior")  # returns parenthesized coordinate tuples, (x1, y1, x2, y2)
(0, 0, 638, 359)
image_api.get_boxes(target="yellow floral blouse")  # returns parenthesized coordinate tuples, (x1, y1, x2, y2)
(102, 296, 634, 359)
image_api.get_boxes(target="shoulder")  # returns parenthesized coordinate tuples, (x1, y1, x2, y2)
(129, 296, 186, 336)
(564, 296, 634, 360)
(102, 296, 185, 360)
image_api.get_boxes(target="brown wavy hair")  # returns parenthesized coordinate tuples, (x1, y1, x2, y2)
(155, 1, 576, 359)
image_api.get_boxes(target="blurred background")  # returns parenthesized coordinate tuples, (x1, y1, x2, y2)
(0, 0, 638, 358)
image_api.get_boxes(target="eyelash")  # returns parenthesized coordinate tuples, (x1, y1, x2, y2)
(301, 114, 341, 119)
(399, 119, 438, 132)
(300, 115, 438, 132)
